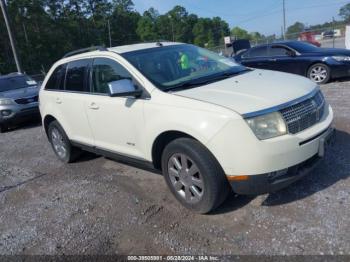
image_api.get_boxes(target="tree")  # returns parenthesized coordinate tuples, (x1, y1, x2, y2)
(339, 3, 350, 23)
(231, 27, 250, 40)
(193, 18, 212, 46)
(286, 22, 305, 39)
(136, 8, 160, 41)
(109, 0, 140, 45)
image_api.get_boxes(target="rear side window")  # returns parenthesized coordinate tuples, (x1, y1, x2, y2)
(65, 59, 90, 92)
(245, 46, 268, 58)
(45, 64, 66, 90)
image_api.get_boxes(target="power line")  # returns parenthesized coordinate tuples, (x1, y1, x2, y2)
(283, 0, 286, 40)
(184, 1, 281, 19)
(235, 0, 348, 25)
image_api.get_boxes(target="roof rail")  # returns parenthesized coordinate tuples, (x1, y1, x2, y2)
(63, 46, 108, 58)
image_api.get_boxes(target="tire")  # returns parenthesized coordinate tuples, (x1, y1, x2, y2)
(48, 120, 81, 163)
(0, 124, 7, 133)
(161, 137, 230, 214)
(307, 63, 331, 84)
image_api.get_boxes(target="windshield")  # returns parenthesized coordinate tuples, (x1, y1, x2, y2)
(287, 41, 320, 53)
(0, 75, 37, 92)
(122, 44, 248, 91)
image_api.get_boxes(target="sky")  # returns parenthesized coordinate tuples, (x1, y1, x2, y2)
(132, 0, 348, 36)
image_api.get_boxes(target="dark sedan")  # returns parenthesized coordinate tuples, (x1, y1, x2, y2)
(234, 41, 350, 84)
(0, 73, 40, 132)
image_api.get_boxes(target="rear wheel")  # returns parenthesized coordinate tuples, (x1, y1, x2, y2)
(307, 63, 330, 84)
(161, 138, 230, 214)
(48, 121, 81, 163)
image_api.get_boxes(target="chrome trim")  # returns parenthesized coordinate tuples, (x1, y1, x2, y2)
(242, 87, 320, 119)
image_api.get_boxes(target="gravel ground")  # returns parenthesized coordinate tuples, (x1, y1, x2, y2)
(0, 81, 349, 255)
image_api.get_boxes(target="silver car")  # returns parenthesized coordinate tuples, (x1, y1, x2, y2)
(0, 73, 40, 132)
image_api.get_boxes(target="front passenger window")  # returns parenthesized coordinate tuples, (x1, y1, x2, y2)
(245, 46, 269, 58)
(269, 46, 289, 56)
(92, 58, 132, 94)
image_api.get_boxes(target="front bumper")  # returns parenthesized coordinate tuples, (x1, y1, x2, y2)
(229, 127, 335, 195)
(0, 102, 40, 125)
(330, 63, 350, 79)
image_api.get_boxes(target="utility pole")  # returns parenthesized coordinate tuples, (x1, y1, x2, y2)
(283, 0, 286, 40)
(332, 17, 335, 48)
(168, 15, 175, 42)
(107, 19, 112, 47)
(0, 0, 22, 73)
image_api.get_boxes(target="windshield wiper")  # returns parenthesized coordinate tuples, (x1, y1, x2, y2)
(163, 69, 250, 92)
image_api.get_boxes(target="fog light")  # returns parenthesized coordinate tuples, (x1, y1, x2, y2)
(1, 110, 12, 116)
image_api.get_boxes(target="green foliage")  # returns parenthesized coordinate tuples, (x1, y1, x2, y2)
(286, 22, 305, 39)
(231, 26, 251, 40)
(339, 3, 350, 22)
(0, 2, 349, 75)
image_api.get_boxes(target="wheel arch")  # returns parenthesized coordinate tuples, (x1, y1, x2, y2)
(151, 130, 197, 170)
(43, 114, 58, 137)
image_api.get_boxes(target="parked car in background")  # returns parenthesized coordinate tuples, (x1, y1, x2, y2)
(0, 73, 40, 132)
(299, 31, 321, 47)
(234, 41, 350, 84)
(322, 30, 335, 39)
(40, 43, 334, 213)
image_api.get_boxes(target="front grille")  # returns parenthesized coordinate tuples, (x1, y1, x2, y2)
(280, 91, 325, 134)
(15, 95, 38, 105)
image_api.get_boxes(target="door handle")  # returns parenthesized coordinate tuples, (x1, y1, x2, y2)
(55, 98, 62, 104)
(269, 58, 277, 62)
(89, 102, 99, 110)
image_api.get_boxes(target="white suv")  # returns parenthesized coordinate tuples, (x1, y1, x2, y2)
(39, 42, 334, 213)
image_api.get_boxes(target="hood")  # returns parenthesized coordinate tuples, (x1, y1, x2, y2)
(175, 69, 316, 116)
(0, 86, 39, 100)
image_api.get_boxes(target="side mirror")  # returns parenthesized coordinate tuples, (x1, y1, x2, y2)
(108, 79, 143, 98)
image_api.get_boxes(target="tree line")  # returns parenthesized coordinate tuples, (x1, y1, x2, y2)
(0, 0, 231, 75)
(1, 0, 350, 75)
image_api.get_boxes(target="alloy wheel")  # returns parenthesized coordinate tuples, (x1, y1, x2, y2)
(167, 153, 204, 204)
(51, 127, 67, 159)
(310, 66, 328, 83)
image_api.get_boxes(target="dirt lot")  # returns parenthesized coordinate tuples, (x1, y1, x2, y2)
(0, 81, 349, 256)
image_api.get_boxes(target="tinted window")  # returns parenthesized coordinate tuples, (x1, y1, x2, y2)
(0, 75, 37, 92)
(245, 46, 269, 58)
(269, 46, 289, 56)
(123, 44, 246, 91)
(65, 59, 90, 92)
(286, 41, 319, 53)
(92, 58, 132, 94)
(45, 64, 66, 90)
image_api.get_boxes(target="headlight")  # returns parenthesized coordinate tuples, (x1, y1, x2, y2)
(332, 56, 350, 62)
(0, 98, 15, 105)
(246, 112, 287, 140)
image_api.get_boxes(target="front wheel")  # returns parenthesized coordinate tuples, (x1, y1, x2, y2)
(307, 63, 330, 84)
(0, 124, 7, 133)
(161, 138, 230, 214)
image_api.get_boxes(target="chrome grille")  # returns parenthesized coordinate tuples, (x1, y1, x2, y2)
(15, 95, 38, 105)
(280, 91, 325, 134)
